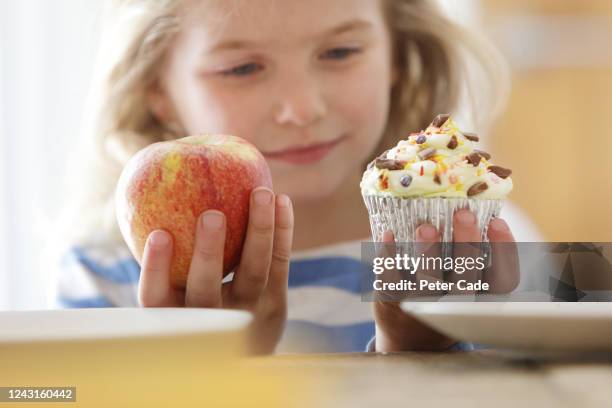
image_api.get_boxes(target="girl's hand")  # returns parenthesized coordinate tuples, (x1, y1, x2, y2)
(373, 209, 518, 352)
(137, 187, 294, 355)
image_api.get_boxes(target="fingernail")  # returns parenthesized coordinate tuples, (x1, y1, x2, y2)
(382, 230, 395, 243)
(253, 189, 273, 205)
(417, 224, 437, 240)
(456, 210, 476, 225)
(489, 218, 509, 232)
(149, 230, 169, 247)
(202, 211, 223, 230)
(277, 194, 290, 208)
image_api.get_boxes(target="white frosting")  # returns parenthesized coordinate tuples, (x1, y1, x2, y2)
(386, 143, 418, 162)
(360, 117, 513, 199)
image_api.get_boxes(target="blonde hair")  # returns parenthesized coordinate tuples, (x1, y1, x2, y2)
(58, 0, 509, 246)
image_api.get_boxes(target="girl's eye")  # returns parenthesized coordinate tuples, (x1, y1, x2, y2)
(220, 63, 263, 77)
(320, 47, 361, 61)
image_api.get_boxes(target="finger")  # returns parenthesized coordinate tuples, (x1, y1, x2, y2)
(488, 218, 515, 243)
(485, 218, 520, 293)
(373, 230, 396, 283)
(374, 230, 404, 302)
(263, 193, 294, 299)
(452, 209, 481, 242)
(416, 223, 443, 292)
(382, 230, 394, 244)
(185, 211, 225, 308)
(377, 230, 396, 259)
(139, 230, 182, 307)
(232, 187, 275, 307)
(447, 209, 483, 295)
(416, 224, 440, 244)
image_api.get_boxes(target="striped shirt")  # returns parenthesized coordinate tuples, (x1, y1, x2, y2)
(54, 238, 378, 353)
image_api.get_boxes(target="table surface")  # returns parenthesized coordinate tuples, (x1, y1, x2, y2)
(246, 350, 612, 408)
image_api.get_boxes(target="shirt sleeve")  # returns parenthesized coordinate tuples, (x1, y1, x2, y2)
(52, 245, 141, 308)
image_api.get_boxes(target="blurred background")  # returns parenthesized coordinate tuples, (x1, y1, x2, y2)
(482, 0, 612, 243)
(0, 0, 610, 310)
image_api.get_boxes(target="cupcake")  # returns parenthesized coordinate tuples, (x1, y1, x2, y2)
(361, 114, 513, 243)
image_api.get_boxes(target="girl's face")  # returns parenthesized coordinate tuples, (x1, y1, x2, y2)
(153, 0, 396, 203)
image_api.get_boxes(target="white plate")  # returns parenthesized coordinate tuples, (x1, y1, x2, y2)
(402, 302, 612, 352)
(0, 307, 251, 343)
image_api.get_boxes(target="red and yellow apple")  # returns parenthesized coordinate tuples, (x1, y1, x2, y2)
(115, 134, 273, 289)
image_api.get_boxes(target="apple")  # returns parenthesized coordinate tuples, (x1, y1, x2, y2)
(115, 134, 273, 289)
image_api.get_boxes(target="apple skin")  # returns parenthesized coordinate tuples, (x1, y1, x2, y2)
(115, 134, 273, 289)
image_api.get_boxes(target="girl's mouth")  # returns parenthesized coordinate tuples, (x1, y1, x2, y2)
(262, 135, 347, 165)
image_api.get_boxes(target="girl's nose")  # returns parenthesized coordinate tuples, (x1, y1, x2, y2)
(273, 75, 327, 127)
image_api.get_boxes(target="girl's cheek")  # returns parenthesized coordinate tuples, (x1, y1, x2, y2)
(180, 81, 266, 141)
(334, 62, 392, 129)
(332, 60, 394, 162)
(215, 94, 270, 142)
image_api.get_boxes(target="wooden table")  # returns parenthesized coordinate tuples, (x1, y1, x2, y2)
(246, 350, 612, 407)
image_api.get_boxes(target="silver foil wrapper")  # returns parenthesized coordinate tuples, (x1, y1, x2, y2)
(362, 195, 503, 244)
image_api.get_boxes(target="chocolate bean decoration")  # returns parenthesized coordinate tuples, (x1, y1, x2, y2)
(369, 149, 391, 169)
(378, 149, 390, 159)
(463, 132, 479, 142)
(488, 165, 512, 179)
(431, 114, 450, 128)
(416, 135, 427, 144)
(475, 150, 491, 160)
(375, 158, 406, 171)
(418, 147, 436, 160)
(467, 181, 488, 197)
(447, 135, 458, 150)
(433, 174, 441, 185)
(466, 152, 483, 166)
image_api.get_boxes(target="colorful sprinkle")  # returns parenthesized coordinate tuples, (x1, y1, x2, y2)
(400, 175, 412, 187)
(379, 174, 389, 190)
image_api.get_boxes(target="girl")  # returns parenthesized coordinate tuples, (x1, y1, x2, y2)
(55, 0, 520, 354)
